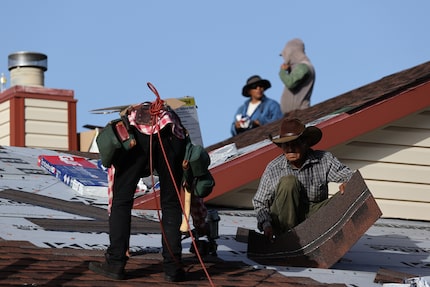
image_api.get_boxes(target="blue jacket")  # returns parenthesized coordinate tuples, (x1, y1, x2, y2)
(231, 95, 283, 136)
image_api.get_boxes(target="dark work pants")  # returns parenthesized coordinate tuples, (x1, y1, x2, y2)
(106, 125, 186, 276)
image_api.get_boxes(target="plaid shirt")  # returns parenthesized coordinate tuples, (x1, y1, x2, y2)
(190, 194, 208, 230)
(252, 149, 353, 231)
(128, 107, 185, 139)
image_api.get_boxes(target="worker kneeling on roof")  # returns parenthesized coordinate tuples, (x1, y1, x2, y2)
(253, 118, 354, 241)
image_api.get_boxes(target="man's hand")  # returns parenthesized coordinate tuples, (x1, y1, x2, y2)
(264, 226, 274, 242)
(281, 63, 290, 70)
(339, 182, 347, 194)
(281, 63, 291, 72)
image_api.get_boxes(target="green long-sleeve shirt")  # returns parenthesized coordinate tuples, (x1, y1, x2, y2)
(279, 63, 311, 90)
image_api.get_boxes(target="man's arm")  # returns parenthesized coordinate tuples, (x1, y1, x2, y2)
(279, 63, 310, 90)
(326, 151, 354, 193)
(253, 168, 277, 240)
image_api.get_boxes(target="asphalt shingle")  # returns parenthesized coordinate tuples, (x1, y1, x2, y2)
(0, 239, 347, 286)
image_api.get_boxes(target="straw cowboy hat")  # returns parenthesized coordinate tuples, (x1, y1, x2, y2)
(271, 118, 322, 147)
(242, 75, 271, 97)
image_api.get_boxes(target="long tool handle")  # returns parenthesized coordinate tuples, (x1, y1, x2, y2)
(180, 188, 192, 232)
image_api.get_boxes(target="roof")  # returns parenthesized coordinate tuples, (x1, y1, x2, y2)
(2, 240, 317, 286)
(2, 61, 430, 286)
(1, 144, 430, 286)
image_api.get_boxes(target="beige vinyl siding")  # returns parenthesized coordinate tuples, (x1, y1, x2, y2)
(373, 199, 430, 221)
(329, 108, 430, 221)
(24, 98, 69, 150)
(25, 121, 68, 136)
(25, 134, 69, 149)
(0, 100, 10, 145)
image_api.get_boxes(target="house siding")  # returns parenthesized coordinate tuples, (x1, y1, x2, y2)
(23, 98, 69, 150)
(0, 100, 10, 145)
(329, 108, 430, 221)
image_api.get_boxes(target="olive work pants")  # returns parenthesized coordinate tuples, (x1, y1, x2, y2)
(270, 175, 334, 235)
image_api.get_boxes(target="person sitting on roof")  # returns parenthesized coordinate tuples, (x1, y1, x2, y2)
(231, 75, 283, 136)
(252, 118, 354, 241)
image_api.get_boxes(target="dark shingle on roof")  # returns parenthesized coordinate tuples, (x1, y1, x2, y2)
(0, 240, 347, 286)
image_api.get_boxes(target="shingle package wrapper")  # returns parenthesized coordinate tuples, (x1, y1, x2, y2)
(38, 155, 108, 197)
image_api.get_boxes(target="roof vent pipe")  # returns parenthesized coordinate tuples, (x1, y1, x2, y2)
(8, 51, 48, 87)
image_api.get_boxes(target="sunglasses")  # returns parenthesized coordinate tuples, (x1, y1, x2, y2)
(249, 83, 264, 90)
(281, 138, 305, 149)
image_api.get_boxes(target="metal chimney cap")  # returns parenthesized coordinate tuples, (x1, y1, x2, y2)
(8, 51, 48, 71)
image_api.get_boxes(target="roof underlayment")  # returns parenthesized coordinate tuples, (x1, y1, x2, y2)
(1, 145, 430, 286)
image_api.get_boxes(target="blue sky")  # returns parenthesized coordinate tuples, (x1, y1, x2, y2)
(1, 1, 429, 147)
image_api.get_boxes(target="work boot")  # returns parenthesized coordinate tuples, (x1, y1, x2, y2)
(88, 261, 125, 280)
(164, 268, 187, 282)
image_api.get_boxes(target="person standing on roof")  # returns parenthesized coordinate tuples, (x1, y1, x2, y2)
(252, 118, 353, 241)
(231, 75, 283, 136)
(279, 38, 315, 114)
(89, 95, 188, 282)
